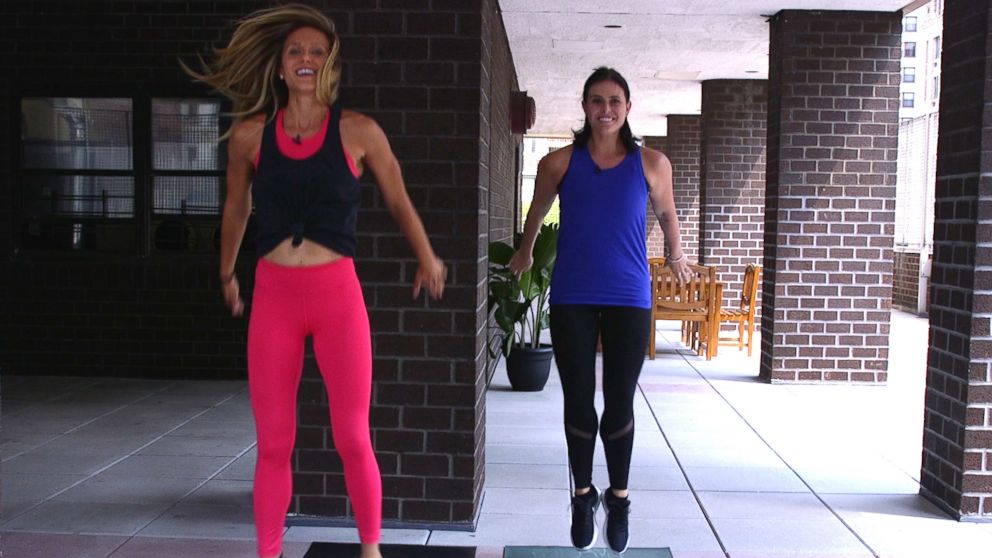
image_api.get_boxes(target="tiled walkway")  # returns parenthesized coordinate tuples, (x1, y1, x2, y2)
(3, 310, 992, 557)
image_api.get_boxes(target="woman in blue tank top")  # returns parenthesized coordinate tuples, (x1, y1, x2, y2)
(510, 67, 693, 553)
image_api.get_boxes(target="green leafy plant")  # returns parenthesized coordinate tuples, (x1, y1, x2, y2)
(488, 223, 559, 359)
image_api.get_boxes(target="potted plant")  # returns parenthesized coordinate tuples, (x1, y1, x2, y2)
(488, 223, 559, 391)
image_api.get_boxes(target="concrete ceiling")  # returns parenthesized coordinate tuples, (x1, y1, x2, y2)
(500, 0, 915, 136)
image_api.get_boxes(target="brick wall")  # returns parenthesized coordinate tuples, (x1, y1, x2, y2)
(0, 0, 267, 378)
(762, 10, 900, 383)
(476, 0, 521, 519)
(642, 115, 701, 261)
(0, 76, 8, 257)
(700, 80, 766, 320)
(484, 0, 518, 249)
(893, 250, 920, 312)
(1, 257, 252, 377)
(921, 0, 992, 520)
(0, 0, 510, 528)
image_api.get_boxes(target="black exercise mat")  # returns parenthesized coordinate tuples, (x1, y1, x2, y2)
(503, 547, 673, 558)
(303, 542, 478, 557)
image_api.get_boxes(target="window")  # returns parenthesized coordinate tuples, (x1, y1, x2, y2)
(902, 92, 915, 108)
(903, 16, 917, 33)
(903, 67, 916, 83)
(933, 36, 941, 66)
(18, 96, 226, 253)
(932, 76, 940, 104)
(904, 42, 916, 58)
(152, 99, 222, 215)
(19, 98, 135, 252)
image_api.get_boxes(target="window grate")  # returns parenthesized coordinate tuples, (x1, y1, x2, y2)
(18, 96, 227, 253)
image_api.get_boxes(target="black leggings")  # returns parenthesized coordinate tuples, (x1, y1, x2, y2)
(550, 304, 651, 491)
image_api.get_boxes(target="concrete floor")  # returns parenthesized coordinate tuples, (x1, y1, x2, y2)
(3, 310, 992, 557)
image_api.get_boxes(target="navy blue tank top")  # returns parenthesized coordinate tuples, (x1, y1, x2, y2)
(550, 144, 650, 309)
(252, 103, 360, 258)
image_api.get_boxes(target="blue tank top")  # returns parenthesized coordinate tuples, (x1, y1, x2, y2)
(252, 103, 360, 258)
(550, 144, 650, 309)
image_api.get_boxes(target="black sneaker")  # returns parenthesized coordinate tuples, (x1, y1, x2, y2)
(602, 488, 631, 553)
(570, 485, 600, 549)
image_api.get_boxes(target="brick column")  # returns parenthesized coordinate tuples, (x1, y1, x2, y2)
(642, 115, 701, 261)
(762, 10, 900, 383)
(700, 80, 766, 314)
(921, 0, 992, 520)
(0, 78, 8, 256)
(642, 135, 670, 259)
(295, 3, 492, 527)
(642, 135, 670, 153)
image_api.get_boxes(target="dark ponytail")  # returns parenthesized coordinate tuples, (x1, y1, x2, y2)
(572, 66, 639, 153)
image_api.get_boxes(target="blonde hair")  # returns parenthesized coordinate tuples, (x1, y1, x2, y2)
(182, 3, 342, 134)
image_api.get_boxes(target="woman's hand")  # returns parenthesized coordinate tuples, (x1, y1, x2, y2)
(508, 250, 533, 279)
(414, 256, 447, 300)
(221, 275, 245, 317)
(666, 255, 693, 285)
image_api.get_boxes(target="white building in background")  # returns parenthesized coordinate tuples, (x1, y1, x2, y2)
(899, 0, 942, 119)
(896, 0, 942, 316)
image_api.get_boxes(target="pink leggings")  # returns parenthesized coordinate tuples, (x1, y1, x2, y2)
(248, 257, 381, 557)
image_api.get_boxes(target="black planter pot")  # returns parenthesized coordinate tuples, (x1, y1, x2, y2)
(506, 343, 554, 391)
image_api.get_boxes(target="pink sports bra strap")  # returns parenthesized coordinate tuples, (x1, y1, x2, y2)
(253, 109, 359, 177)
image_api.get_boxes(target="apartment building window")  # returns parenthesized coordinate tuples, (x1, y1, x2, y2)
(903, 16, 917, 33)
(903, 67, 916, 83)
(933, 36, 941, 66)
(904, 42, 917, 57)
(18, 96, 226, 253)
(902, 92, 915, 108)
(932, 76, 940, 104)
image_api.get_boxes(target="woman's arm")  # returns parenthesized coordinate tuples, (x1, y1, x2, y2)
(508, 146, 570, 277)
(644, 148, 692, 282)
(349, 112, 446, 300)
(218, 117, 262, 316)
